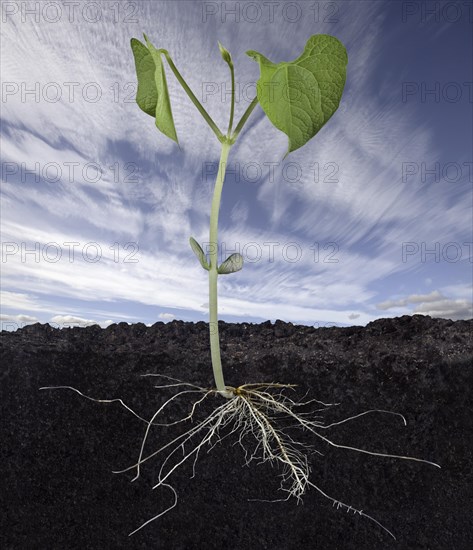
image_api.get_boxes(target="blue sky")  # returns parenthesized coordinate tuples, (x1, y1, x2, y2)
(1, 0, 472, 330)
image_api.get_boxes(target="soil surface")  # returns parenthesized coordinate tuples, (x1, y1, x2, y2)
(1, 314, 472, 550)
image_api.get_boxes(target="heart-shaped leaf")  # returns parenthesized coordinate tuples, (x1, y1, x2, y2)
(218, 253, 243, 275)
(247, 34, 347, 155)
(189, 237, 210, 271)
(130, 35, 178, 143)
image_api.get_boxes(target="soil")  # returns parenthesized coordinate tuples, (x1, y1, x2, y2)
(1, 314, 472, 550)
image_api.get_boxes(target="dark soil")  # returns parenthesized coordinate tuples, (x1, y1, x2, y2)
(1, 314, 472, 549)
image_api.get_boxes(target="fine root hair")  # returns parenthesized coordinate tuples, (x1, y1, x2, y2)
(40, 376, 440, 539)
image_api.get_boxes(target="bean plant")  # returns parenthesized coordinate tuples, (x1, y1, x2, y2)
(41, 33, 440, 540)
(131, 33, 349, 396)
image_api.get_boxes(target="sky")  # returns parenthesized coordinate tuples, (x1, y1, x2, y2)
(1, 0, 472, 330)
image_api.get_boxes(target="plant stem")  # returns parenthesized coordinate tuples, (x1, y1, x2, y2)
(169, 55, 256, 396)
(227, 62, 235, 136)
(231, 96, 259, 142)
(160, 50, 225, 143)
(207, 98, 258, 396)
(208, 140, 232, 396)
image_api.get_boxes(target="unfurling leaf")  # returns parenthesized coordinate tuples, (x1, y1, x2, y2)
(189, 237, 210, 271)
(218, 253, 243, 275)
(247, 34, 347, 156)
(130, 35, 178, 143)
(218, 42, 233, 66)
(130, 38, 157, 116)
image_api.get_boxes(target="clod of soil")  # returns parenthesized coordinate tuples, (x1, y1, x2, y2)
(1, 314, 472, 549)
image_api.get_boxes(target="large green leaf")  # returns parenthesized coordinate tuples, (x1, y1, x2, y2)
(130, 35, 178, 143)
(247, 35, 347, 155)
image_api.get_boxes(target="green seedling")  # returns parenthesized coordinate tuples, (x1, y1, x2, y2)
(41, 34, 440, 540)
(132, 32, 349, 396)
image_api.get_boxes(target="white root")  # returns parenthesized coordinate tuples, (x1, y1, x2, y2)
(40, 376, 441, 540)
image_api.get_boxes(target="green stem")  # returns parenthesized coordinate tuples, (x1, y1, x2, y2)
(175, 59, 256, 397)
(206, 99, 258, 398)
(160, 50, 225, 142)
(208, 140, 232, 396)
(231, 96, 259, 142)
(227, 62, 235, 136)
